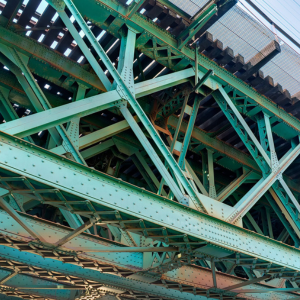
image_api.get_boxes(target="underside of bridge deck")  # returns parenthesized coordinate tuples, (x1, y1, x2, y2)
(0, 0, 299, 299)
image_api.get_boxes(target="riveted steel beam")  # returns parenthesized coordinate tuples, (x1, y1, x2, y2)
(215, 90, 300, 232)
(226, 137, 300, 225)
(0, 268, 74, 300)
(0, 188, 45, 243)
(0, 91, 123, 137)
(120, 105, 186, 203)
(0, 246, 207, 300)
(0, 210, 297, 300)
(126, 0, 146, 18)
(0, 45, 87, 165)
(168, 114, 300, 197)
(0, 67, 193, 141)
(0, 132, 299, 273)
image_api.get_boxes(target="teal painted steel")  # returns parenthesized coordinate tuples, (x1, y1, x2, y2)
(0, 246, 208, 300)
(65, 0, 300, 138)
(0, 91, 123, 137)
(213, 87, 271, 176)
(1, 0, 300, 296)
(0, 209, 296, 299)
(57, 9, 112, 91)
(0, 132, 299, 272)
(0, 269, 73, 300)
(120, 105, 186, 202)
(178, 95, 202, 169)
(56, 0, 207, 212)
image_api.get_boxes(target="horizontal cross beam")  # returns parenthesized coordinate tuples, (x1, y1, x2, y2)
(0, 131, 299, 272)
(0, 68, 193, 137)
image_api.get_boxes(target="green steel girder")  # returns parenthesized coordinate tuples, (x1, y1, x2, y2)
(126, 0, 146, 19)
(0, 23, 105, 92)
(270, 181, 300, 241)
(0, 20, 298, 251)
(0, 246, 199, 300)
(0, 210, 297, 300)
(255, 115, 300, 240)
(226, 144, 300, 226)
(0, 268, 74, 300)
(3, 244, 288, 300)
(79, 116, 242, 200)
(0, 90, 123, 137)
(0, 68, 193, 137)
(178, 95, 202, 169)
(0, 131, 300, 273)
(61, 0, 300, 140)
(177, 70, 213, 169)
(0, 88, 18, 122)
(4, 66, 300, 210)
(2, 1, 300, 295)
(167, 115, 260, 173)
(1, 0, 297, 147)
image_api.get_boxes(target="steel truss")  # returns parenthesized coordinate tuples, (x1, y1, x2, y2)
(0, 0, 299, 299)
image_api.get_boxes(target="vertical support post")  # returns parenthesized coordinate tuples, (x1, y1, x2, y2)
(211, 258, 217, 288)
(195, 46, 199, 86)
(201, 150, 209, 192)
(178, 95, 202, 169)
(264, 113, 279, 171)
(169, 91, 190, 153)
(64, 83, 87, 152)
(265, 207, 274, 239)
(207, 149, 217, 199)
(158, 91, 189, 195)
